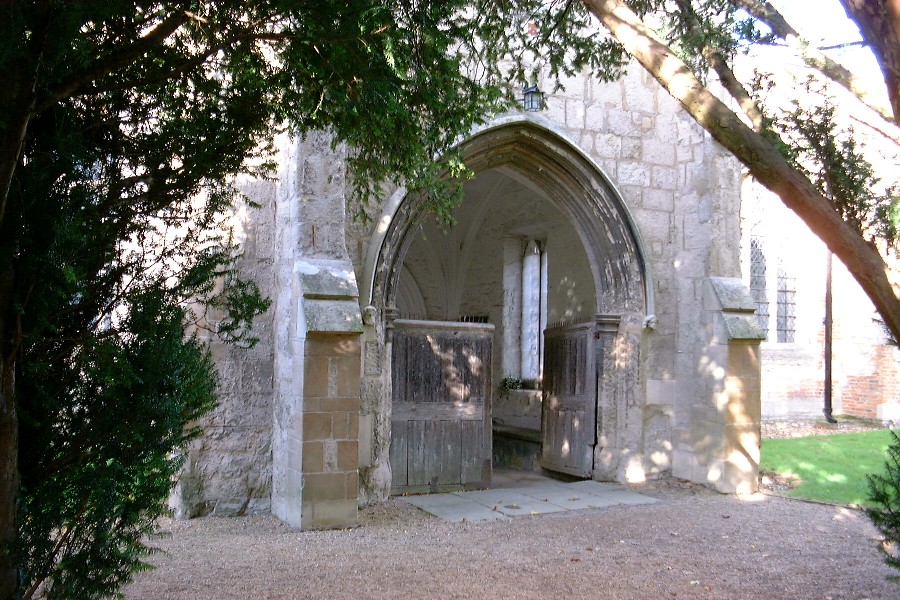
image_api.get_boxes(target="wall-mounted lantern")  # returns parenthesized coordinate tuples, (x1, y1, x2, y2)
(522, 84, 543, 111)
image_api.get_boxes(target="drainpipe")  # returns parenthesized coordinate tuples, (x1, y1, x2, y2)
(824, 251, 837, 423)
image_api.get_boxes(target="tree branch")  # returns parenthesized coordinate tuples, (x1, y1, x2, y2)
(838, 0, 900, 122)
(39, 9, 191, 110)
(673, 0, 764, 130)
(733, 0, 895, 123)
(582, 0, 900, 341)
(0, 0, 51, 230)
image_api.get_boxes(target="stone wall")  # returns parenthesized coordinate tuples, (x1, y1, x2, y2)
(181, 58, 760, 517)
(741, 180, 900, 422)
(298, 334, 360, 528)
(269, 132, 363, 529)
(172, 178, 278, 519)
(671, 278, 763, 494)
(351, 61, 751, 496)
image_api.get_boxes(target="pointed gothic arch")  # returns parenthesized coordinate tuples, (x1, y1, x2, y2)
(364, 117, 653, 317)
(358, 117, 655, 501)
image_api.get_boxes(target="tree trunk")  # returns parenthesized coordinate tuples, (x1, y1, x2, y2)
(839, 0, 900, 123)
(0, 355, 16, 600)
(0, 252, 17, 598)
(583, 0, 900, 341)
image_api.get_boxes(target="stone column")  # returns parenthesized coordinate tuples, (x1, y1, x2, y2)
(520, 240, 541, 383)
(539, 247, 548, 380)
(671, 277, 765, 494)
(273, 260, 363, 530)
(300, 329, 361, 529)
(502, 238, 523, 378)
(270, 132, 363, 530)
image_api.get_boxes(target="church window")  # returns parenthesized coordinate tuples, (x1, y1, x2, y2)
(776, 264, 796, 343)
(749, 237, 769, 333)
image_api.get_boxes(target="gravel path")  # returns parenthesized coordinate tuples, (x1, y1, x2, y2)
(761, 417, 887, 439)
(125, 420, 898, 599)
(125, 484, 897, 599)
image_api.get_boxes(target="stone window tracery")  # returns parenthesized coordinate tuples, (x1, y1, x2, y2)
(777, 263, 796, 343)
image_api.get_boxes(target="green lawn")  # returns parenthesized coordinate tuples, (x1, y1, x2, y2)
(760, 429, 898, 506)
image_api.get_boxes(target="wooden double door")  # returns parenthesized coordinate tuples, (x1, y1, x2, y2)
(389, 320, 493, 494)
(540, 321, 600, 477)
(389, 317, 616, 493)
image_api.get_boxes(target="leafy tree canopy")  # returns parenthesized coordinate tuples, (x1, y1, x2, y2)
(581, 0, 900, 340)
(2, 1, 900, 598)
(0, 1, 618, 597)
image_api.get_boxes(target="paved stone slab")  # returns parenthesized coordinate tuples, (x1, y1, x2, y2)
(450, 489, 525, 506)
(518, 488, 620, 511)
(401, 480, 658, 522)
(458, 490, 566, 516)
(402, 493, 468, 509)
(563, 480, 630, 494)
(402, 494, 509, 523)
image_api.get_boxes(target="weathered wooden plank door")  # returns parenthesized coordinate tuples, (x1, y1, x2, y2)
(540, 321, 598, 477)
(390, 320, 493, 494)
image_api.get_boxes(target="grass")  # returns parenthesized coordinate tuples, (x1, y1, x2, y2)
(760, 429, 898, 506)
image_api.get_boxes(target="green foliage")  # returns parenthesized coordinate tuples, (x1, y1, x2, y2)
(777, 78, 896, 247)
(498, 375, 523, 397)
(0, 2, 632, 597)
(760, 429, 896, 506)
(748, 72, 899, 249)
(866, 431, 900, 579)
(664, 0, 744, 74)
(16, 293, 218, 599)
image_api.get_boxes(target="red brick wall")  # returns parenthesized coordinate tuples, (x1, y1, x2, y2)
(841, 345, 900, 418)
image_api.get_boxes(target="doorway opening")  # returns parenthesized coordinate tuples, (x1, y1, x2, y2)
(388, 168, 599, 493)
(364, 120, 650, 499)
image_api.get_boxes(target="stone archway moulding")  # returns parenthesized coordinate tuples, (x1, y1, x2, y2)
(360, 113, 655, 319)
(357, 114, 657, 502)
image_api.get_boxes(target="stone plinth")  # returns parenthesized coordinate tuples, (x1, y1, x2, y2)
(672, 277, 764, 494)
(300, 335, 360, 529)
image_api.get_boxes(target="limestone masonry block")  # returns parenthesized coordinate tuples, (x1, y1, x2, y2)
(642, 139, 676, 166)
(592, 79, 623, 106)
(303, 413, 333, 441)
(650, 165, 678, 190)
(303, 499, 357, 530)
(183, 67, 766, 525)
(619, 137, 640, 160)
(623, 77, 657, 111)
(302, 441, 324, 472)
(303, 356, 329, 397)
(618, 161, 650, 186)
(302, 472, 348, 502)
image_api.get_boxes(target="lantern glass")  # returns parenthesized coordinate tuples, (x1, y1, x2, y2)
(522, 85, 542, 111)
